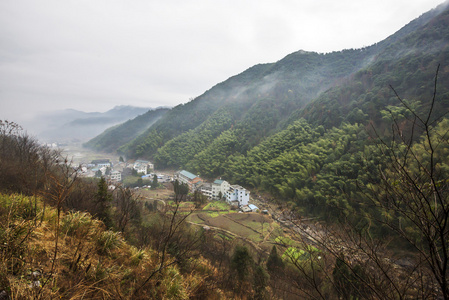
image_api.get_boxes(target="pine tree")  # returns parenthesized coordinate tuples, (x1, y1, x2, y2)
(151, 174, 158, 189)
(231, 245, 253, 281)
(266, 245, 284, 274)
(253, 265, 269, 300)
(95, 177, 113, 228)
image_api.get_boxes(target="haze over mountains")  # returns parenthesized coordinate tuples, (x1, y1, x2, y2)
(85, 1, 449, 171)
(23, 105, 154, 143)
(3, 3, 449, 298)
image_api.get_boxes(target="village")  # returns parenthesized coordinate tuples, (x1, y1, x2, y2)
(77, 157, 264, 213)
(64, 150, 324, 260)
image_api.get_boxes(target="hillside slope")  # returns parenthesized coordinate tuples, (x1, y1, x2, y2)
(92, 2, 449, 181)
(0, 194, 229, 299)
(83, 107, 169, 152)
(117, 47, 377, 160)
(29, 105, 152, 143)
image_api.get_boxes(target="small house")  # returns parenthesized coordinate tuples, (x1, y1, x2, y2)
(241, 206, 252, 213)
(133, 160, 153, 175)
(248, 204, 259, 212)
(91, 159, 111, 168)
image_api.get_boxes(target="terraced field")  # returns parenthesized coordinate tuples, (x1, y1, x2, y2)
(188, 208, 282, 251)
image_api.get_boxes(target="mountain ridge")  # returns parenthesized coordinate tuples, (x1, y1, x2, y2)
(87, 2, 449, 179)
(27, 105, 153, 143)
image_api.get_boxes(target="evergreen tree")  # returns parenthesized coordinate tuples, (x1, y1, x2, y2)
(332, 255, 352, 299)
(266, 245, 284, 274)
(95, 177, 113, 228)
(151, 174, 158, 189)
(136, 178, 143, 187)
(193, 189, 207, 207)
(253, 265, 269, 300)
(231, 245, 253, 282)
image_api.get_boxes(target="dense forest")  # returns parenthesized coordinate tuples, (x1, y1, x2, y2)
(3, 93, 449, 298)
(3, 2, 449, 299)
(83, 107, 169, 152)
(86, 0, 449, 204)
(86, 2, 449, 174)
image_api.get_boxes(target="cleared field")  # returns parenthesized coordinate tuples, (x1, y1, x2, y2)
(187, 213, 206, 224)
(138, 187, 173, 200)
(202, 201, 230, 211)
(189, 211, 279, 247)
(61, 143, 120, 165)
(139, 192, 284, 250)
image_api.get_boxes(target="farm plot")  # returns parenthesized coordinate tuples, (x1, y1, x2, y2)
(189, 211, 279, 247)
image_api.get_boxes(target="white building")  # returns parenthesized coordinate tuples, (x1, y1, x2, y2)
(226, 185, 250, 207)
(248, 204, 259, 212)
(199, 183, 213, 199)
(110, 170, 122, 182)
(91, 159, 111, 168)
(92, 166, 107, 176)
(212, 179, 230, 200)
(133, 160, 153, 175)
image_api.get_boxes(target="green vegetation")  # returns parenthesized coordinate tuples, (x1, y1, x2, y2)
(84, 108, 169, 153)
(0, 194, 229, 299)
(202, 201, 230, 211)
(5, 4, 449, 299)
(122, 175, 151, 188)
(282, 246, 319, 264)
(89, 2, 449, 194)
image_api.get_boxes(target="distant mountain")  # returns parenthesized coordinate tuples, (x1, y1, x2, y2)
(27, 105, 152, 143)
(83, 107, 170, 152)
(91, 1, 449, 181)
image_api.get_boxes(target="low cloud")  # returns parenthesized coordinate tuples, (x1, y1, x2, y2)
(0, 0, 443, 124)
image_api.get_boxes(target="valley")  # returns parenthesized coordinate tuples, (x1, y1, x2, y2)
(2, 2, 449, 298)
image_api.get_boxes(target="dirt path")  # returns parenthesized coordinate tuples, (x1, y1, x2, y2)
(263, 225, 275, 243)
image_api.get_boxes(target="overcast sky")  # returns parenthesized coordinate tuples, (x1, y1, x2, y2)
(0, 0, 445, 124)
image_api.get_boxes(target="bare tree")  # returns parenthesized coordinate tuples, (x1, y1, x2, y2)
(132, 202, 196, 297)
(364, 65, 449, 298)
(113, 185, 141, 233)
(39, 157, 80, 293)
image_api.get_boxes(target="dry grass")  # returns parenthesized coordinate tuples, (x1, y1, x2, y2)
(0, 193, 230, 299)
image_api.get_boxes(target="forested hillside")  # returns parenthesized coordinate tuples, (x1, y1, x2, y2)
(83, 107, 169, 152)
(115, 47, 379, 160)
(87, 2, 449, 181)
(4, 2, 449, 298)
(300, 5, 449, 129)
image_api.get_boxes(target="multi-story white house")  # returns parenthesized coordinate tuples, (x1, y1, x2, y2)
(110, 170, 122, 182)
(226, 185, 250, 207)
(133, 160, 153, 175)
(212, 179, 230, 200)
(199, 183, 213, 199)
